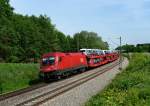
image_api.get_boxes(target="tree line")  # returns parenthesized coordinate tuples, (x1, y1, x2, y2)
(116, 43, 150, 53)
(0, 0, 108, 63)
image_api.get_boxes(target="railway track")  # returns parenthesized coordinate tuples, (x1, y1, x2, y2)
(17, 60, 122, 106)
(0, 82, 47, 101)
(0, 59, 123, 106)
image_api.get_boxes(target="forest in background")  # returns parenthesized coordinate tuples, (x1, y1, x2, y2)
(116, 43, 150, 53)
(0, 0, 109, 63)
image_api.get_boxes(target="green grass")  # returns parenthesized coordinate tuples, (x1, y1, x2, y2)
(85, 53, 150, 106)
(122, 53, 131, 60)
(0, 63, 39, 94)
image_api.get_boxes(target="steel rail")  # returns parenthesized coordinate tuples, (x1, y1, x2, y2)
(0, 82, 47, 101)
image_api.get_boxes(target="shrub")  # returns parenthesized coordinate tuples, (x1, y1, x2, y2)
(6, 56, 19, 63)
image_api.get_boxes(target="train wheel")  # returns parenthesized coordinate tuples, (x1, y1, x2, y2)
(80, 67, 86, 73)
(65, 72, 69, 78)
(43, 73, 49, 81)
(57, 75, 62, 80)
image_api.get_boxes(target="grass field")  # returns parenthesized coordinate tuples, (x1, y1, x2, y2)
(0, 63, 39, 94)
(85, 53, 150, 106)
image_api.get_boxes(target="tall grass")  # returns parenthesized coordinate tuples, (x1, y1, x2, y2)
(122, 53, 131, 60)
(85, 53, 150, 106)
(0, 63, 39, 94)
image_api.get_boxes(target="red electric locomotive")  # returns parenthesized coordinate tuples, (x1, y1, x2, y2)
(39, 52, 88, 79)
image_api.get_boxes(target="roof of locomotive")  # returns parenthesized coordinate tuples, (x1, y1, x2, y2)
(42, 52, 85, 58)
(42, 52, 65, 57)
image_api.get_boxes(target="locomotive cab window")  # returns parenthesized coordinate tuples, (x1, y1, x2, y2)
(42, 57, 55, 65)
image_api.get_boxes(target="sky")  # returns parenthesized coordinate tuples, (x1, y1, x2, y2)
(10, 0, 150, 49)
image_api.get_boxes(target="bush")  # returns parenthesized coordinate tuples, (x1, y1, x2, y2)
(6, 56, 19, 63)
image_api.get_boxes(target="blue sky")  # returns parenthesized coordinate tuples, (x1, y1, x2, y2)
(10, 0, 150, 49)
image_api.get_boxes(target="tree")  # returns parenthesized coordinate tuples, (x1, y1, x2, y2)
(0, 0, 13, 18)
(0, 0, 109, 63)
(116, 43, 150, 53)
(73, 31, 108, 51)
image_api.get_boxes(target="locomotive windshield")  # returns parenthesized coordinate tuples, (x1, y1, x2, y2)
(42, 57, 55, 65)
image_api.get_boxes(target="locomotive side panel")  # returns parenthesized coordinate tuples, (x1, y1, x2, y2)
(40, 52, 88, 79)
